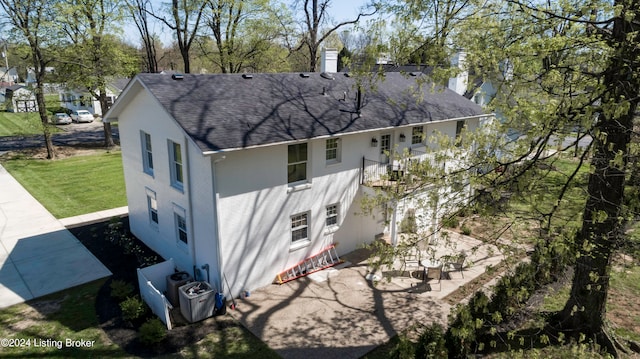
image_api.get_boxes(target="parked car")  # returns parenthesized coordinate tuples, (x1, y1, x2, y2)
(52, 112, 72, 125)
(71, 110, 93, 123)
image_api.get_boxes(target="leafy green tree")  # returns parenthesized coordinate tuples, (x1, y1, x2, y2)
(56, 0, 137, 147)
(204, 0, 292, 73)
(0, 0, 57, 158)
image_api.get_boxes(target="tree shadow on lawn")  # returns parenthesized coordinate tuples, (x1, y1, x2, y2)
(70, 216, 249, 358)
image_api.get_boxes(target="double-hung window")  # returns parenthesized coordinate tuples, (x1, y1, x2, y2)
(169, 140, 184, 190)
(141, 131, 154, 175)
(146, 188, 158, 227)
(411, 126, 424, 145)
(288, 143, 307, 183)
(325, 138, 341, 164)
(291, 212, 309, 245)
(173, 204, 188, 245)
(326, 204, 339, 227)
(455, 121, 465, 146)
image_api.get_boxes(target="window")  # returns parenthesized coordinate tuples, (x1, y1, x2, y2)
(288, 143, 307, 183)
(455, 121, 465, 138)
(326, 204, 339, 227)
(291, 212, 309, 244)
(173, 204, 188, 245)
(146, 188, 158, 226)
(411, 126, 424, 145)
(455, 121, 465, 146)
(169, 140, 184, 189)
(141, 131, 154, 175)
(325, 138, 341, 163)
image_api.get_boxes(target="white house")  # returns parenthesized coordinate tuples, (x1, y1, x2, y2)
(60, 78, 130, 116)
(104, 65, 486, 299)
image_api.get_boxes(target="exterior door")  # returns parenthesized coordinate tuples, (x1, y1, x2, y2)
(380, 133, 392, 164)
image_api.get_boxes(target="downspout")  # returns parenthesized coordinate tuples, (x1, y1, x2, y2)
(212, 155, 226, 293)
(184, 136, 198, 277)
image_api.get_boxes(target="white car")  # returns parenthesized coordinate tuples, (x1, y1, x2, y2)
(71, 110, 93, 123)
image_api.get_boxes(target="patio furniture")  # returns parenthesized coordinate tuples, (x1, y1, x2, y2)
(423, 265, 442, 291)
(446, 253, 466, 278)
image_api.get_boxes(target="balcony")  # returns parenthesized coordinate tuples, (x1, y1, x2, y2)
(361, 148, 444, 188)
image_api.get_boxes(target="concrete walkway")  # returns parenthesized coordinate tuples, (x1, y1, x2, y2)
(0, 164, 118, 309)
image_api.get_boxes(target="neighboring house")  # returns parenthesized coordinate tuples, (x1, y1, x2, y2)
(4, 85, 38, 112)
(60, 78, 130, 116)
(25, 67, 55, 84)
(104, 64, 487, 299)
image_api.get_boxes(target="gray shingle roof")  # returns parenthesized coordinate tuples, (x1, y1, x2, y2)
(133, 72, 484, 152)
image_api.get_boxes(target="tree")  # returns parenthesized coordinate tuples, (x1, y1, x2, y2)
(292, 0, 377, 72)
(153, 0, 207, 73)
(369, 0, 640, 356)
(204, 0, 292, 73)
(0, 0, 56, 159)
(56, 0, 133, 148)
(126, 0, 159, 73)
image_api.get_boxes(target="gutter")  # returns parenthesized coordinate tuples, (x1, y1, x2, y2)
(201, 114, 492, 156)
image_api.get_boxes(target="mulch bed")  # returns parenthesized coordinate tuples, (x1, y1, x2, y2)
(70, 216, 227, 357)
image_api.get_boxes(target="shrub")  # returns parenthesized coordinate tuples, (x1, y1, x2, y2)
(415, 323, 448, 358)
(461, 225, 472, 235)
(443, 216, 459, 228)
(138, 318, 166, 346)
(110, 280, 134, 301)
(120, 296, 147, 322)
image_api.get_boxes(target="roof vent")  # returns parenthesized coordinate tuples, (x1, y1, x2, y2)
(410, 71, 421, 77)
(242, 73, 253, 79)
(343, 72, 351, 78)
(320, 72, 334, 80)
(172, 74, 184, 80)
(299, 73, 310, 78)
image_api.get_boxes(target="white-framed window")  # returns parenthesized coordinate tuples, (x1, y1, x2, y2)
(325, 138, 341, 164)
(326, 204, 339, 227)
(288, 143, 307, 184)
(169, 140, 184, 190)
(173, 204, 188, 245)
(291, 212, 309, 245)
(141, 131, 154, 176)
(146, 188, 158, 227)
(411, 126, 424, 145)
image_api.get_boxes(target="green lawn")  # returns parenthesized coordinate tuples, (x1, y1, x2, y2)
(0, 279, 279, 358)
(0, 151, 126, 218)
(0, 111, 56, 136)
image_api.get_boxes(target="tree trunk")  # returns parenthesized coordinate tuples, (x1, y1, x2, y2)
(34, 81, 55, 159)
(557, 2, 640, 355)
(98, 89, 114, 148)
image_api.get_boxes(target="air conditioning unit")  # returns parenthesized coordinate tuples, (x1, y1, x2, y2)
(179, 281, 215, 323)
(166, 272, 192, 307)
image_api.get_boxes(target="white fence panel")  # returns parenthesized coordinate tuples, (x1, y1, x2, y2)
(137, 258, 176, 330)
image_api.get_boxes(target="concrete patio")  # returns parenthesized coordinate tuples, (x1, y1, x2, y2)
(230, 231, 504, 359)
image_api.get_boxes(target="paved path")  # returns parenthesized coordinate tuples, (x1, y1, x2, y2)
(0, 164, 118, 309)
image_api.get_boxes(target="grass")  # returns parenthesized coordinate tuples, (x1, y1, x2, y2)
(0, 150, 126, 218)
(0, 111, 57, 136)
(0, 279, 279, 358)
(0, 279, 127, 358)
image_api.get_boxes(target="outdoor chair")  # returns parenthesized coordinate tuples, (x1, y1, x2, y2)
(446, 254, 466, 278)
(423, 265, 442, 291)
